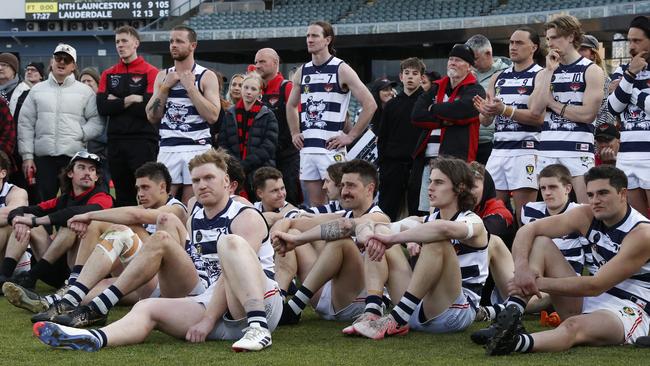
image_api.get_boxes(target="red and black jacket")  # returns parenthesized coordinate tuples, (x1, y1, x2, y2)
(8, 185, 113, 227)
(411, 73, 484, 162)
(97, 56, 159, 143)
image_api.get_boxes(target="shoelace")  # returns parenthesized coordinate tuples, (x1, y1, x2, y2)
(240, 326, 264, 341)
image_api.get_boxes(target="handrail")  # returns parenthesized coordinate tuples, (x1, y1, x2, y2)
(140, 0, 648, 41)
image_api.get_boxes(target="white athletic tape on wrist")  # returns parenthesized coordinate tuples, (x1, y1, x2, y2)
(389, 217, 420, 233)
(463, 221, 474, 240)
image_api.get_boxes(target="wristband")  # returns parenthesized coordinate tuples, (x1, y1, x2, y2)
(501, 104, 507, 116)
(508, 106, 516, 119)
(31, 217, 37, 227)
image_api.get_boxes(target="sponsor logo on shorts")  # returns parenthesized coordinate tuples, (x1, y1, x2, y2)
(621, 306, 636, 317)
(526, 164, 534, 175)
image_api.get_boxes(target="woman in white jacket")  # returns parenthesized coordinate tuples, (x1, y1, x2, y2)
(17, 44, 104, 201)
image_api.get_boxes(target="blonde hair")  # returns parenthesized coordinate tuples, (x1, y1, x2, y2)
(242, 72, 265, 90)
(545, 14, 584, 49)
(188, 148, 228, 174)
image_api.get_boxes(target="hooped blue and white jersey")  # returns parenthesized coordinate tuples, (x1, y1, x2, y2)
(305, 200, 344, 215)
(608, 64, 650, 161)
(586, 206, 650, 305)
(253, 200, 290, 213)
(491, 63, 543, 156)
(300, 56, 351, 154)
(0, 182, 14, 208)
(521, 201, 586, 273)
(186, 198, 274, 287)
(143, 196, 187, 235)
(539, 57, 596, 158)
(424, 209, 488, 306)
(160, 63, 212, 151)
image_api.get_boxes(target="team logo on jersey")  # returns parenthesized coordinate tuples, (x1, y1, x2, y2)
(621, 306, 636, 316)
(303, 96, 327, 128)
(164, 101, 191, 130)
(570, 82, 581, 91)
(110, 75, 120, 88)
(268, 96, 279, 105)
(324, 83, 334, 92)
(495, 87, 501, 96)
(303, 85, 310, 94)
(496, 79, 506, 86)
(517, 86, 528, 94)
(305, 75, 311, 83)
(131, 76, 143, 84)
(333, 153, 344, 162)
(195, 230, 203, 243)
(526, 164, 534, 175)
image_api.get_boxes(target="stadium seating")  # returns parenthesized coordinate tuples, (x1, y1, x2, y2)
(187, 0, 638, 31)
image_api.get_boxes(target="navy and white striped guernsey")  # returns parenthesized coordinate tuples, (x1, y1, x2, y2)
(304, 200, 344, 215)
(0, 182, 14, 208)
(491, 63, 543, 156)
(253, 201, 289, 213)
(607, 64, 650, 161)
(159, 64, 212, 150)
(521, 201, 586, 273)
(586, 206, 650, 311)
(539, 57, 596, 158)
(143, 196, 187, 235)
(300, 56, 351, 154)
(186, 198, 274, 287)
(424, 209, 488, 306)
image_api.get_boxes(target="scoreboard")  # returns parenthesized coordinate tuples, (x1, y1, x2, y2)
(25, 0, 170, 21)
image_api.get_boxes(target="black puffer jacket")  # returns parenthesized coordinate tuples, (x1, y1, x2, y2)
(217, 103, 278, 176)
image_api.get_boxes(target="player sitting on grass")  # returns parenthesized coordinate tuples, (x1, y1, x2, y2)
(33, 148, 281, 352)
(484, 165, 650, 355)
(350, 157, 489, 340)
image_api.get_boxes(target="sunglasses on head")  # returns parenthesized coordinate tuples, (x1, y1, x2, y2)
(71, 151, 101, 164)
(54, 54, 73, 64)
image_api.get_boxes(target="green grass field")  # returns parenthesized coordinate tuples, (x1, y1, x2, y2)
(2, 297, 648, 366)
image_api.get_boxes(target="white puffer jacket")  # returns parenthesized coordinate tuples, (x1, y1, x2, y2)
(18, 72, 103, 160)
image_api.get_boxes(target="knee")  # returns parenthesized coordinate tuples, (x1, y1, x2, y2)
(557, 316, 581, 340)
(144, 231, 174, 255)
(216, 234, 247, 254)
(420, 241, 450, 257)
(155, 213, 181, 231)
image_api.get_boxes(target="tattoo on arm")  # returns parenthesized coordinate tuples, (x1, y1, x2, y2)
(321, 219, 356, 241)
(149, 98, 161, 114)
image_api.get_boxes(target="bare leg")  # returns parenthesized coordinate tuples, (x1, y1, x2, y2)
(101, 297, 206, 346)
(6, 226, 48, 261)
(512, 188, 538, 226)
(303, 180, 327, 206)
(529, 311, 624, 352)
(0, 226, 12, 254)
(384, 245, 412, 303)
(628, 188, 649, 218)
(413, 241, 463, 319)
(526, 236, 582, 319)
(488, 235, 514, 301)
(74, 221, 111, 266)
(274, 251, 297, 293)
(302, 238, 364, 311)
(217, 234, 267, 319)
(571, 175, 588, 204)
(41, 227, 78, 264)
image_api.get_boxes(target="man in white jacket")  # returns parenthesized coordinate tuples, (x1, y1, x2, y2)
(18, 44, 103, 201)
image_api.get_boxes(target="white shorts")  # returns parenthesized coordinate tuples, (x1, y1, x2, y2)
(158, 146, 211, 185)
(582, 292, 650, 345)
(193, 276, 281, 340)
(299, 151, 346, 181)
(617, 159, 650, 190)
(486, 154, 538, 191)
(314, 280, 366, 321)
(408, 288, 476, 333)
(537, 155, 594, 177)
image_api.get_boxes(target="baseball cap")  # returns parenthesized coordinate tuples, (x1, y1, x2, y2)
(53, 43, 77, 63)
(372, 78, 397, 91)
(68, 150, 101, 168)
(580, 35, 599, 50)
(595, 123, 620, 141)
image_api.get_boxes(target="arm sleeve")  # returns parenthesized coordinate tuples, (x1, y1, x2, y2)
(428, 84, 484, 125)
(46, 192, 113, 227)
(96, 69, 126, 116)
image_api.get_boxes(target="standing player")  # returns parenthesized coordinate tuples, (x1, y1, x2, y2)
(286, 20, 376, 206)
(98, 26, 160, 207)
(607, 16, 650, 216)
(34, 149, 280, 352)
(255, 48, 302, 206)
(146, 25, 221, 205)
(529, 15, 604, 203)
(474, 27, 544, 224)
(485, 165, 650, 355)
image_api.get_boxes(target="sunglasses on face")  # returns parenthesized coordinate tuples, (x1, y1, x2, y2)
(54, 54, 73, 64)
